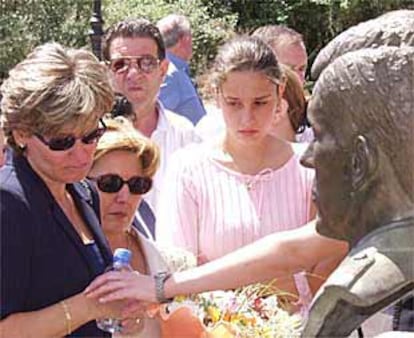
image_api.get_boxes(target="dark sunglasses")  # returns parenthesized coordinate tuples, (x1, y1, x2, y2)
(89, 174, 152, 195)
(108, 55, 160, 74)
(34, 119, 106, 151)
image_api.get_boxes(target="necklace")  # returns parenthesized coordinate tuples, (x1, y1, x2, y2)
(219, 145, 271, 191)
(60, 193, 92, 242)
(125, 228, 133, 250)
(125, 228, 148, 275)
(245, 168, 274, 191)
(220, 137, 271, 175)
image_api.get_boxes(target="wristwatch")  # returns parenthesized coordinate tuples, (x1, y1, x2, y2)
(154, 271, 173, 303)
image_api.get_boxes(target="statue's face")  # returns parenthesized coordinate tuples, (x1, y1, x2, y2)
(301, 94, 355, 241)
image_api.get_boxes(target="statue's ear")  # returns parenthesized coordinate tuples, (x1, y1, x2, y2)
(351, 135, 378, 192)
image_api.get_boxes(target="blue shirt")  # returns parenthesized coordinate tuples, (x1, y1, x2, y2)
(159, 52, 206, 125)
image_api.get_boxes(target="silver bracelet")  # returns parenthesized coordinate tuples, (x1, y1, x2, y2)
(154, 271, 173, 303)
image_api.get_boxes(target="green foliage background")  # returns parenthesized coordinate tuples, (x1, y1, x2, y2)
(0, 0, 91, 80)
(1, 0, 413, 82)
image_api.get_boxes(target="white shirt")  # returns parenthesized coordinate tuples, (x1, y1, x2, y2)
(144, 101, 201, 211)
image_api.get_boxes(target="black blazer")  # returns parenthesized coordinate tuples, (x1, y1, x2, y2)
(0, 153, 112, 337)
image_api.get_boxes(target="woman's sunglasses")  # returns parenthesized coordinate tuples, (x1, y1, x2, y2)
(108, 55, 160, 74)
(34, 119, 106, 151)
(89, 174, 152, 195)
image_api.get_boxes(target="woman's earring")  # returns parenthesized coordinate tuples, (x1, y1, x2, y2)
(275, 104, 281, 115)
(276, 102, 285, 116)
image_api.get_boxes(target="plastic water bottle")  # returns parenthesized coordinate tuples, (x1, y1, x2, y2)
(96, 248, 132, 333)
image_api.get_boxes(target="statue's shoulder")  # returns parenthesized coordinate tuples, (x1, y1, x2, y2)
(323, 247, 407, 303)
(302, 247, 411, 337)
(360, 221, 414, 252)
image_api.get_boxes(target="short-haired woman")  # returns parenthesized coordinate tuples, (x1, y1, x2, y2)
(0, 43, 119, 337)
(89, 116, 195, 336)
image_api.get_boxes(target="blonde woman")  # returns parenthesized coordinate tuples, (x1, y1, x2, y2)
(89, 116, 195, 337)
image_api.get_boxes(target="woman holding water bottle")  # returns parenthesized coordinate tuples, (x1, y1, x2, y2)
(0, 43, 123, 337)
(88, 116, 196, 337)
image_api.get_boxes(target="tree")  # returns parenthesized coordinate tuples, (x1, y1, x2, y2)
(0, 0, 91, 80)
(1, 0, 412, 82)
(199, 0, 413, 74)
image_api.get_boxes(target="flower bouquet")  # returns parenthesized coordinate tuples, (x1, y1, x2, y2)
(157, 283, 304, 338)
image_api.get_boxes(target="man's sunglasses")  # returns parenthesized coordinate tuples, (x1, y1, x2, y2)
(34, 119, 106, 151)
(88, 174, 152, 195)
(108, 55, 160, 74)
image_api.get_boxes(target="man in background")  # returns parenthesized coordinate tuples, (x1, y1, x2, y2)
(102, 18, 200, 211)
(252, 25, 308, 84)
(157, 14, 206, 125)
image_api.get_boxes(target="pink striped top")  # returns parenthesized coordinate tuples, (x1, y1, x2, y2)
(156, 144, 315, 263)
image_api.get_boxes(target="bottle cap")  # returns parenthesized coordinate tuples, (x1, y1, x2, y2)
(113, 248, 132, 264)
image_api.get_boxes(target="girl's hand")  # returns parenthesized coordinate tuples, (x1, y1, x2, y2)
(84, 271, 157, 303)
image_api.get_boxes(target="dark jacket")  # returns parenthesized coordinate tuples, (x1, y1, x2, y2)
(133, 200, 156, 240)
(0, 153, 112, 337)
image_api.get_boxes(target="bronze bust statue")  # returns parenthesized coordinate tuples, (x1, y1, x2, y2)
(301, 45, 414, 337)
